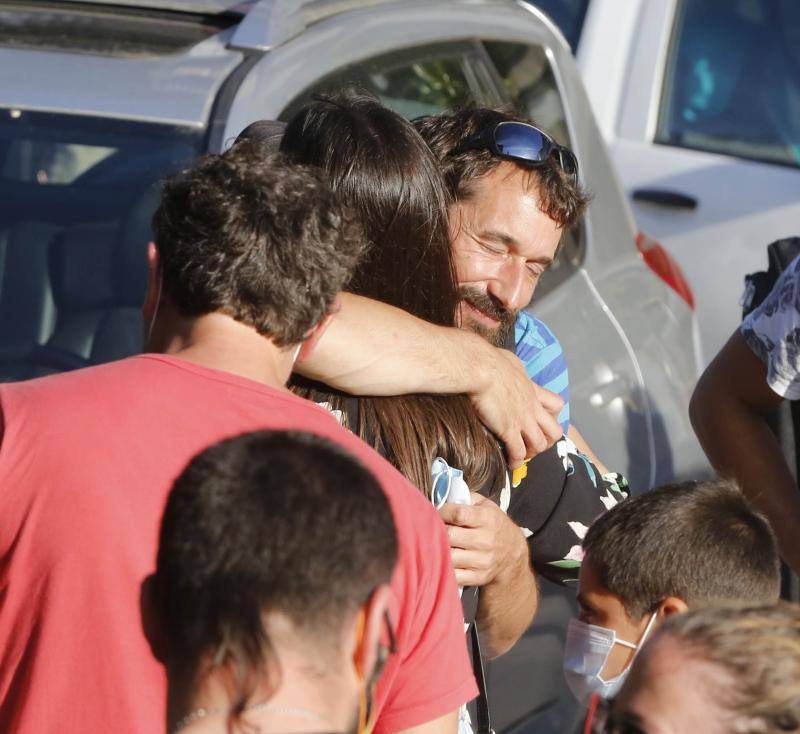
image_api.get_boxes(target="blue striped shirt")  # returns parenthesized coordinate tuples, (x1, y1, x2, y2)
(514, 311, 570, 433)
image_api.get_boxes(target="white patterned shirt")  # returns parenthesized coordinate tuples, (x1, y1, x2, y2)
(742, 253, 800, 399)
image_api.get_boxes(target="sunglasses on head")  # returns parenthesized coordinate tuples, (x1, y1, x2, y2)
(454, 121, 579, 187)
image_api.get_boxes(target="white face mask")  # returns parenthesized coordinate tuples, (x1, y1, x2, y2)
(563, 612, 657, 704)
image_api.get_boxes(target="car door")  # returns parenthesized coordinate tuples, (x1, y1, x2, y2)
(606, 0, 800, 363)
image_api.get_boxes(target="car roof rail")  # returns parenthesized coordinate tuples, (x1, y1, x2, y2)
(50, 0, 253, 15)
(228, 0, 306, 50)
(301, 0, 404, 25)
(228, 0, 422, 51)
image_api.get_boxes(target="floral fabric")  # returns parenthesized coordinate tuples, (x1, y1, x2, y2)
(507, 435, 629, 586)
(741, 253, 800, 399)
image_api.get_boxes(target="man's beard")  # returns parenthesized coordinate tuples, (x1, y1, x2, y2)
(457, 286, 516, 347)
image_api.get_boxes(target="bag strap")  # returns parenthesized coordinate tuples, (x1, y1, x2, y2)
(469, 620, 494, 734)
(462, 586, 493, 734)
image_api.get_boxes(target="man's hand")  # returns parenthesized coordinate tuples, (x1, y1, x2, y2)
(470, 348, 563, 468)
(440, 492, 538, 658)
(439, 492, 528, 587)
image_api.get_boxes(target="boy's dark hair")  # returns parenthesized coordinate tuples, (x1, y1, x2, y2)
(582, 479, 780, 618)
(414, 106, 589, 230)
(152, 142, 365, 346)
(153, 430, 397, 714)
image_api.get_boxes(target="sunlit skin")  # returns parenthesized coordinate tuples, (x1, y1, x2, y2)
(449, 162, 562, 342)
(576, 557, 688, 679)
(612, 635, 735, 734)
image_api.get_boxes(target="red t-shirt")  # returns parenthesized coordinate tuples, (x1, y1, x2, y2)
(0, 355, 476, 733)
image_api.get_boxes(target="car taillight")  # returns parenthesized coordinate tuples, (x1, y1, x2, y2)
(636, 232, 695, 310)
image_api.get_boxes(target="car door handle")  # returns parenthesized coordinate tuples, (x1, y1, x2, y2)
(632, 188, 698, 210)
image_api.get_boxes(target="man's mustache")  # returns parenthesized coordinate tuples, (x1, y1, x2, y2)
(457, 287, 516, 327)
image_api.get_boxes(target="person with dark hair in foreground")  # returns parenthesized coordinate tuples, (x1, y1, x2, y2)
(143, 431, 398, 734)
(591, 603, 800, 734)
(566, 479, 780, 705)
(0, 144, 474, 734)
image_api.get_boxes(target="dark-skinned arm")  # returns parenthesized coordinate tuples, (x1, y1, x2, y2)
(690, 330, 800, 575)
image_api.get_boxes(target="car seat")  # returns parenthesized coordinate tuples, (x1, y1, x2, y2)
(0, 187, 154, 381)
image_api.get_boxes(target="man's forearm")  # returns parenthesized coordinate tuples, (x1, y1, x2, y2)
(298, 292, 563, 463)
(298, 293, 493, 396)
(475, 541, 538, 659)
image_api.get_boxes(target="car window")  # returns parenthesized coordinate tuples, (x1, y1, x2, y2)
(482, 40, 584, 298)
(279, 41, 495, 122)
(520, 0, 591, 52)
(658, 0, 800, 168)
(483, 40, 572, 147)
(0, 109, 201, 382)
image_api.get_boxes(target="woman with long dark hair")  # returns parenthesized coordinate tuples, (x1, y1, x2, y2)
(283, 94, 504, 498)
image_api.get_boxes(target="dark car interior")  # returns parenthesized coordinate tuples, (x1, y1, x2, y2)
(0, 110, 200, 381)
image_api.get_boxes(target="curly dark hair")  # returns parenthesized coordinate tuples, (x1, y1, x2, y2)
(414, 106, 589, 229)
(154, 430, 397, 724)
(152, 141, 365, 346)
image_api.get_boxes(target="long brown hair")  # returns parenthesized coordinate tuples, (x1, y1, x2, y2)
(280, 93, 503, 495)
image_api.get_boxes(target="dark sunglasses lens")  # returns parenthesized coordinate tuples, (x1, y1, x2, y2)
(493, 123, 549, 160)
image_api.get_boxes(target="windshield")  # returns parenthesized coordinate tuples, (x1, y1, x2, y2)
(0, 109, 201, 382)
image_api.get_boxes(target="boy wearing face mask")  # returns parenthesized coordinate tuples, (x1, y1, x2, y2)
(563, 478, 781, 704)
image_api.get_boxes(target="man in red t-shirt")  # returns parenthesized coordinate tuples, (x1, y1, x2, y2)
(0, 143, 475, 733)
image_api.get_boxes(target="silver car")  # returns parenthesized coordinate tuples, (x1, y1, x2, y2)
(0, 0, 706, 730)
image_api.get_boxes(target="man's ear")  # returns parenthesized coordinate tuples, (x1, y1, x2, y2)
(140, 574, 168, 665)
(658, 596, 689, 620)
(143, 241, 162, 325)
(296, 295, 341, 363)
(352, 584, 391, 682)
